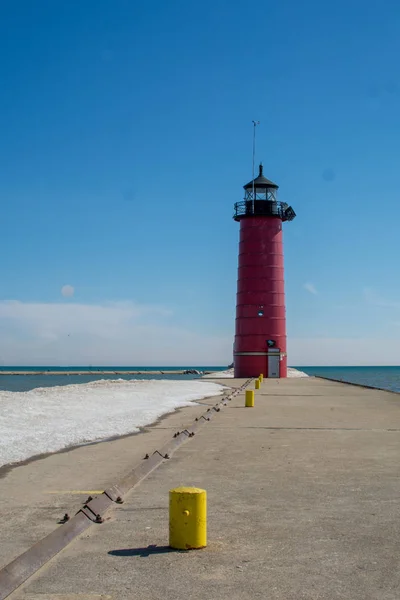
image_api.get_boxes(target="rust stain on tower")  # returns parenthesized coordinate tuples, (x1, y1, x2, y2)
(233, 164, 296, 378)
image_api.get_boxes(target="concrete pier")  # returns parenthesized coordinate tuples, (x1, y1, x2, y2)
(3, 377, 400, 599)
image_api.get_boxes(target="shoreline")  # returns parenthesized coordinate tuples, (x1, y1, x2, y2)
(0, 386, 230, 478)
(0, 423, 148, 481)
(0, 369, 202, 376)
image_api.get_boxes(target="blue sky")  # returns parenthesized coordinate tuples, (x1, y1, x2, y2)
(1, 0, 400, 365)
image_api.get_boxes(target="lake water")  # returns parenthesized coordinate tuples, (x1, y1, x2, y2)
(299, 366, 400, 393)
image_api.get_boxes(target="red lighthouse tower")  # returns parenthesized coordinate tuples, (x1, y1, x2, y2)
(233, 164, 296, 378)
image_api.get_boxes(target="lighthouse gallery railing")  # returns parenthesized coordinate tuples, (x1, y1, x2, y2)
(233, 200, 296, 222)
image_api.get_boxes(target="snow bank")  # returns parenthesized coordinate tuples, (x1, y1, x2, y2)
(203, 368, 234, 378)
(0, 379, 225, 468)
(287, 367, 309, 378)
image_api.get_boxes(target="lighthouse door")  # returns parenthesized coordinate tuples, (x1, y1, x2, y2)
(268, 350, 280, 378)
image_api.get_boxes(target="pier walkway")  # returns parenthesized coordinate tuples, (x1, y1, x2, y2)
(4, 377, 400, 599)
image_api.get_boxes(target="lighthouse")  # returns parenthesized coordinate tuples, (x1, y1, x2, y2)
(233, 163, 296, 378)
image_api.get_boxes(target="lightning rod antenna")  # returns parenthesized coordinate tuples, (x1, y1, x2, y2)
(252, 120, 260, 213)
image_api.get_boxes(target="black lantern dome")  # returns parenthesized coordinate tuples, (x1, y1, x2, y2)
(243, 163, 278, 201)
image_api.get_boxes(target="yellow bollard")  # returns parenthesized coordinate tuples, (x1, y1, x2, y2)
(255, 379, 260, 389)
(169, 487, 207, 550)
(259, 374, 264, 382)
(245, 390, 254, 407)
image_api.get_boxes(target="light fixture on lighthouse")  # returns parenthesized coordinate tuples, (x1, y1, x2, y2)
(244, 163, 278, 201)
(234, 163, 296, 222)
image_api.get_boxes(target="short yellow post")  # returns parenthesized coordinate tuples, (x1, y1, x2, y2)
(169, 487, 207, 550)
(259, 374, 264, 382)
(255, 379, 260, 389)
(245, 390, 254, 407)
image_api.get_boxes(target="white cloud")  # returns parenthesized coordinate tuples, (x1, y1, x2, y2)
(0, 300, 231, 366)
(363, 287, 400, 309)
(303, 283, 318, 295)
(4, 297, 398, 367)
(61, 285, 75, 298)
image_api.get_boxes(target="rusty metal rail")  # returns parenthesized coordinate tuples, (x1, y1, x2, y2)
(0, 379, 252, 599)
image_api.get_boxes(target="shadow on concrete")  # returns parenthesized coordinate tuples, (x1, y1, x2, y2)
(109, 544, 184, 557)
